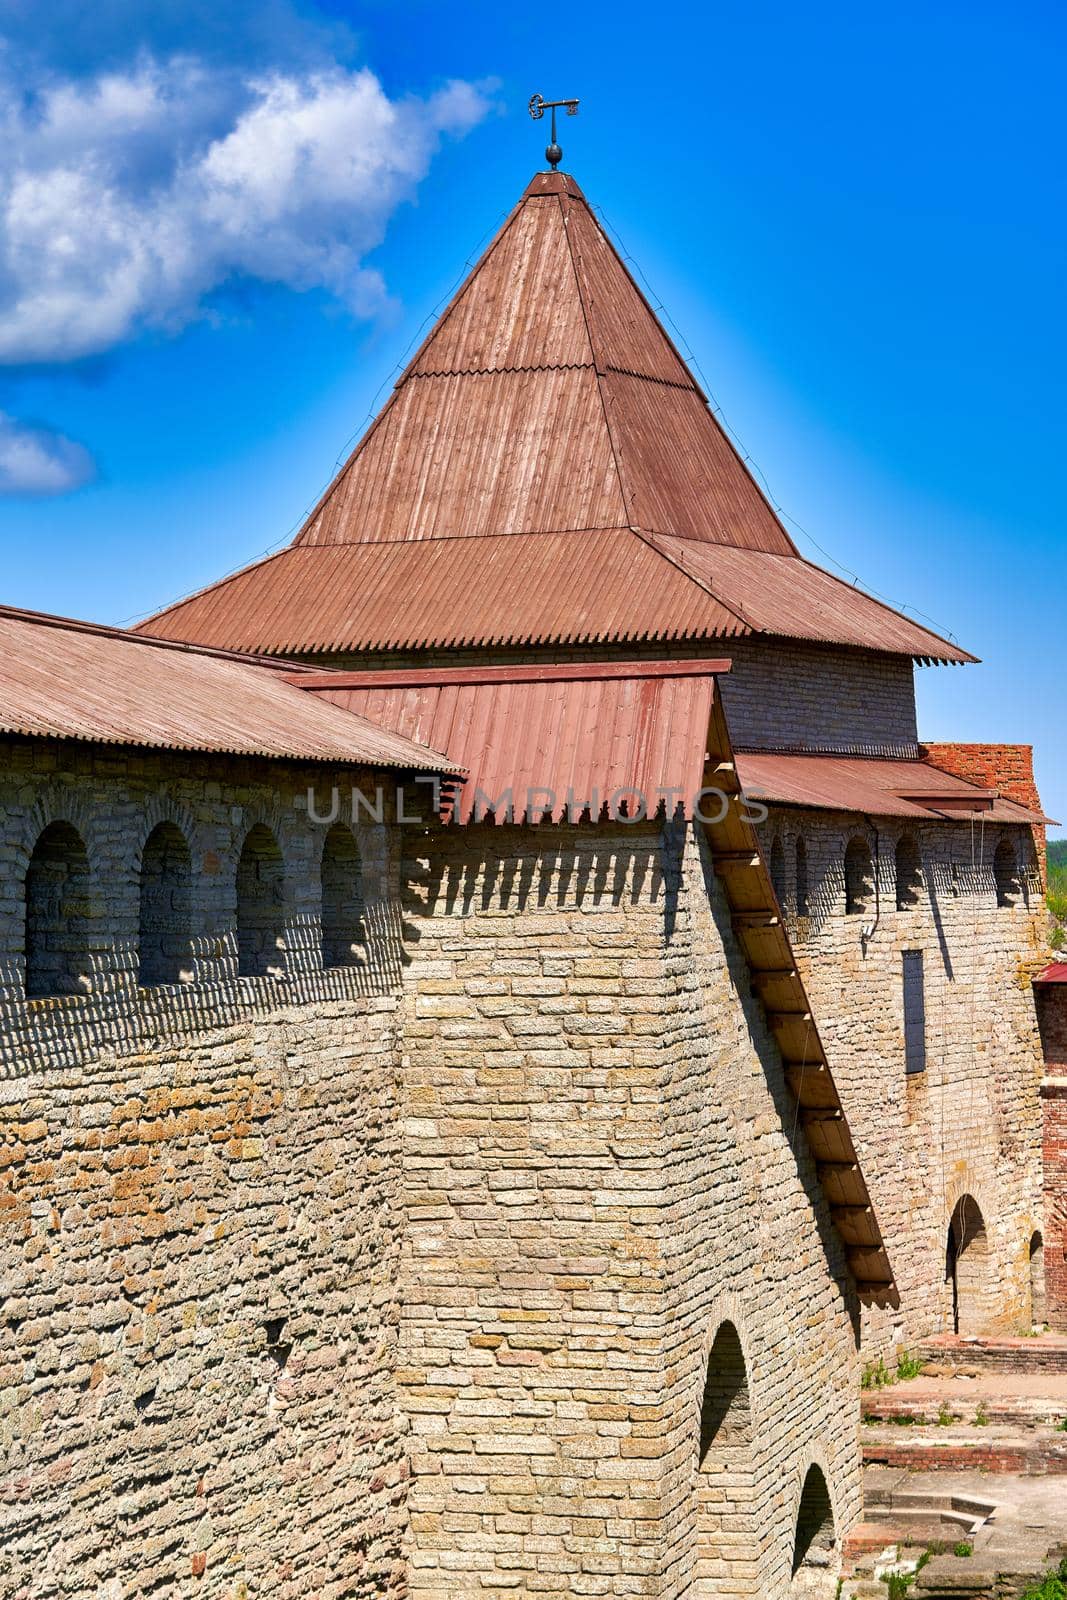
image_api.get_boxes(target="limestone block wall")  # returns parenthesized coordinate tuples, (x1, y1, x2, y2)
(759, 805, 1046, 1353)
(0, 740, 412, 1599)
(1036, 983, 1067, 1330)
(396, 819, 862, 1600)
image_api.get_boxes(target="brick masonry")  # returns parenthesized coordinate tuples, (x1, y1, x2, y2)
(922, 742, 1047, 878)
(397, 820, 861, 1599)
(758, 804, 1047, 1353)
(1036, 982, 1067, 1331)
(0, 740, 863, 1600)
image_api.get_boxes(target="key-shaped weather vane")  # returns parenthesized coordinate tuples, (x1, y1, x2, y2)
(529, 93, 579, 170)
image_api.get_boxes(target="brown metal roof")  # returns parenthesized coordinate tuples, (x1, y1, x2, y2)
(139, 168, 972, 666)
(1035, 964, 1067, 984)
(735, 750, 1045, 822)
(651, 536, 975, 663)
(143, 530, 749, 656)
(297, 659, 726, 824)
(0, 605, 457, 770)
(142, 526, 969, 663)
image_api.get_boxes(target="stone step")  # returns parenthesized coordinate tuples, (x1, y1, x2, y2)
(862, 1391, 1067, 1429)
(862, 1427, 1067, 1474)
(916, 1333, 1067, 1376)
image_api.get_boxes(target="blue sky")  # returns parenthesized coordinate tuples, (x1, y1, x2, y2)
(1, 0, 1064, 833)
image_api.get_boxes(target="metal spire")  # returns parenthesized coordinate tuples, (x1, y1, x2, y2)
(528, 94, 579, 170)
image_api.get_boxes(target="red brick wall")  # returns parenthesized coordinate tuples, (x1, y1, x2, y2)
(921, 742, 1046, 879)
(1038, 985, 1067, 1331)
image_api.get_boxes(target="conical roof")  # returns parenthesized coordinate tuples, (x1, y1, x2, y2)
(141, 173, 972, 665)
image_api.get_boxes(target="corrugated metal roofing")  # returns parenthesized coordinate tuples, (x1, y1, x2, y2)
(139, 168, 973, 666)
(735, 750, 1045, 822)
(652, 536, 975, 663)
(143, 531, 748, 656)
(0, 605, 457, 770)
(297, 659, 727, 824)
(142, 527, 970, 663)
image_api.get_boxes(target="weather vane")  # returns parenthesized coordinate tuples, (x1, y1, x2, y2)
(528, 94, 579, 171)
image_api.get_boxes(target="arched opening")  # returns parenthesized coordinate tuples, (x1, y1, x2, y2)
(795, 837, 809, 918)
(138, 822, 194, 987)
(236, 825, 286, 979)
(25, 821, 93, 998)
(321, 823, 365, 969)
(695, 1322, 757, 1595)
(844, 836, 873, 917)
(1030, 1231, 1046, 1326)
(994, 838, 1020, 908)
(792, 1464, 836, 1589)
(769, 836, 787, 911)
(946, 1195, 989, 1335)
(895, 834, 922, 911)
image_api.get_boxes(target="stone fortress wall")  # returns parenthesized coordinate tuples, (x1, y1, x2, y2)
(396, 819, 861, 1600)
(0, 738, 412, 1600)
(759, 802, 1047, 1356)
(0, 738, 863, 1600)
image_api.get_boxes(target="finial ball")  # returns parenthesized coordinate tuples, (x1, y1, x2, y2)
(546, 142, 563, 169)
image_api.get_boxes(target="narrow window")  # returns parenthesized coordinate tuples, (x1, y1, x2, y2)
(994, 838, 1020, 908)
(236, 825, 286, 979)
(25, 821, 93, 998)
(138, 822, 194, 987)
(844, 836, 873, 917)
(321, 822, 364, 969)
(792, 1464, 836, 1576)
(902, 950, 926, 1075)
(895, 834, 922, 911)
(769, 836, 786, 910)
(795, 837, 810, 917)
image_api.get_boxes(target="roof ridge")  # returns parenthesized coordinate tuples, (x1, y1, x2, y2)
(407, 360, 595, 380)
(628, 527, 751, 631)
(2, 598, 298, 670)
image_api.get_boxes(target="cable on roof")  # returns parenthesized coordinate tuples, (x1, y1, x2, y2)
(591, 200, 963, 652)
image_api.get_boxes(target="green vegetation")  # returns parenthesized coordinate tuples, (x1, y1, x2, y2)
(862, 1356, 893, 1390)
(1021, 1555, 1067, 1600)
(953, 1541, 973, 1558)
(1050, 840, 1067, 935)
(896, 1351, 924, 1381)
(973, 1402, 989, 1426)
(937, 1402, 956, 1426)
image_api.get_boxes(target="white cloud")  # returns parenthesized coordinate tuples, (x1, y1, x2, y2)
(0, 411, 95, 495)
(0, 59, 492, 364)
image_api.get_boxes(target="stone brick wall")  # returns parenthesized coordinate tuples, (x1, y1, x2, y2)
(1036, 982, 1067, 1332)
(719, 640, 918, 756)
(922, 742, 1047, 878)
(759, 805, 1047, 1353)
(0, 739, 412, 1599)
(396, 819, 862, 1600)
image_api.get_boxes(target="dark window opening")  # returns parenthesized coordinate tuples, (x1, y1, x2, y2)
(895, 835, 922, 911)
(321, 823, 365, 969)
(698, 1321, 751, 1465)
(25, 821, 92, 998)
(844, 837, 873, 917)
(138, 822, 194, 987)
(769, 836, 787, 910)
(994, 838, 1020, 908)
(792, 1463, 836, 1575)
(236, 825, 286, 979)
(795, 837, 810, 917)
(903, 950, 926, 1075)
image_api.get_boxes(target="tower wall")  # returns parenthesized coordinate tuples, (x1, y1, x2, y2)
(397, 820, 861, 1600)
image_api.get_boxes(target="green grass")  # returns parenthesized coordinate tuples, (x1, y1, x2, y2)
(896, 1351, 924, 1381)
(973, 1402, 989, 1426)
(1021, 1556, 1067, 1600)
(953, 1541, 973, 1558)
(937, 1402, 956, 1426)
(862, 1356, 894, 1390)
